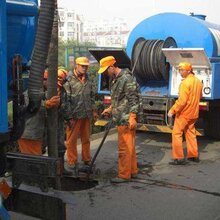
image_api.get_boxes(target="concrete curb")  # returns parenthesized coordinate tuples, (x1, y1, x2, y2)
(90, 127, 117, 141)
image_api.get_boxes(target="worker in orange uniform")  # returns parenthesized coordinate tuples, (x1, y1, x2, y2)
(57, 67, 68, 158)
(168, 62, 203, 165)
(61, 57, 97, 169)
(99, 56, 141, 183)
(18, 70, 60, 155)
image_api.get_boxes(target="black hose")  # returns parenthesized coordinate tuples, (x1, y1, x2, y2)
(27, 0, 55, 114)
(131, 37, 177, 83)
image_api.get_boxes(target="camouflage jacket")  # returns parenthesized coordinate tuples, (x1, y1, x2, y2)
(111, 69, 142, 125)
(61, 72, 96, 120)
(21, 91, 46, 140)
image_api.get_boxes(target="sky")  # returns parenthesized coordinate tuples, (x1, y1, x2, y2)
(58, 0, 220, 29)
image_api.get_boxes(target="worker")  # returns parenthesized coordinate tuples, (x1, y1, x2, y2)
(99, 56, 140, 183)
(18, 70, 60, 155)
(168, 62, 203, 165)
(61, 57, 97, 169)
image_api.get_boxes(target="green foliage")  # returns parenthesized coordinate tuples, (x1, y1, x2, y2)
(58, 38, 96, 69)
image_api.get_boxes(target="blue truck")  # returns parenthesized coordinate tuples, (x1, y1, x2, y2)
(0, 1, 63, 218)
(0, 0, 55, 174)
(90, 12, 220, 139)
(0, 0, 39, 175)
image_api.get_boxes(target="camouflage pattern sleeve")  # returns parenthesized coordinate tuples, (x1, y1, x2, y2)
(60, 83, 73, 121)
(125, 74, 139, 114)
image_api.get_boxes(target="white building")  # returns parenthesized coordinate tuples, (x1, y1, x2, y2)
(83, 17, 130, 47)
(58, 8, 130, 47)
(58, 7, 83, 42)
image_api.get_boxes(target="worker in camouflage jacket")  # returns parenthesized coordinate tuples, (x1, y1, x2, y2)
(99, 55, 141, 183)
(18, 70, 60, 155)
(61, 57, 97, 168)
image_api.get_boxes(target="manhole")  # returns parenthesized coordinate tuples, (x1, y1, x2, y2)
(58, 176, 98, 191)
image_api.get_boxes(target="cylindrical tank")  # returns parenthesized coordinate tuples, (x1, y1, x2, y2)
(127, 12, 220, 59)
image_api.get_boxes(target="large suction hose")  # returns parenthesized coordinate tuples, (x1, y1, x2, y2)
(27, 0, 55, 114)
(10, 0, 55, 141)
(131, 37, 177, 82)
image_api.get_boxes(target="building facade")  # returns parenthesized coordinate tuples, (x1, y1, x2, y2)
(58, 7, 83, 42)
(58, 8, 130, 47)
(83, 17, 130, 47)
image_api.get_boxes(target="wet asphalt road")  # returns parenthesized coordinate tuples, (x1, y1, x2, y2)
(65, 131, 220, 220)
(7, 130, 220, 220)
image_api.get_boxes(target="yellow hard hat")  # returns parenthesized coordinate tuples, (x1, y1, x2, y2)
(98, 56, 116, 74)
(178, 62, 192, 71)
(75, 57, 90, 66)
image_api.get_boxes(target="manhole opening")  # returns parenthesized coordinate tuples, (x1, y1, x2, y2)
(58, 176, 98, 191)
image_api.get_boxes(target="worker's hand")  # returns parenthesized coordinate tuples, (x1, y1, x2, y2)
(45, 96, 60, 109)
(101, 106, 112, 117)
(168, 111, 173, 118)
(93, 111, 98, 122)
(128, 112, 137, 130)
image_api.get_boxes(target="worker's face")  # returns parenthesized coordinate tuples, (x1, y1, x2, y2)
(76, 64, 89, 75)
(105, 65, 115, 77)
(179, 69, 190, 78)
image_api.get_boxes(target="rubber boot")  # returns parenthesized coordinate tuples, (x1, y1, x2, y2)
(59, 152, 73, 176)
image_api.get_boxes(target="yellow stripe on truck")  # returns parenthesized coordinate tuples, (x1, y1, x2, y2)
(94, 120, 109, 126)
(137, 124, 203, 136)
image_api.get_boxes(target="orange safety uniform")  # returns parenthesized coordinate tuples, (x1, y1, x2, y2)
(66, 119, 91, 164)
(18, 139, 42, 155)
(61, 57, 96, 166)
(169, 73, 203, 159)
(99, 56, 140, 180)
(118, 126, 138, 179)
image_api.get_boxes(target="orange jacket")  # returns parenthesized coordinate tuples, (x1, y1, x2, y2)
(169, 73, 203, 119)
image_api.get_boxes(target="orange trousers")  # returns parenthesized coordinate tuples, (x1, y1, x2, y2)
(18, 138, 42, 155)
(66, 118, 91, 165)
(172, 115, 198, 159)
(117, 125, 138, 179)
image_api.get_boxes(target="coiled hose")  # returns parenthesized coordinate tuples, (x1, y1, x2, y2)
(131, 37, 177, 83)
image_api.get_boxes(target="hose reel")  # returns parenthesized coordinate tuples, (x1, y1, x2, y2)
(131, 37, 177, 82)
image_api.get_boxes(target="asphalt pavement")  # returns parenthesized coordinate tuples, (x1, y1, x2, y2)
(65, 130, 220, 220)
(6, 130, 220, 220)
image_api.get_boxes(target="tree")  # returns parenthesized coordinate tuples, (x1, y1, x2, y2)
(58, 38, 96, 69)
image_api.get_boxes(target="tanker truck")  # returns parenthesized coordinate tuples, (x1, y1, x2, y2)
(0, 1, 64, 218)
(0, 0, 39, 176)
(0, 0, 56, 174)
(90, 12, 220, 139)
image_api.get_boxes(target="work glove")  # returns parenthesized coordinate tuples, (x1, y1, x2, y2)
(93, 111, 98, 122)
(168, 110, 173, 118)
(45, 96, 60, 109)
(101, 106, 112, 117)
(128, 112, 137, 130)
